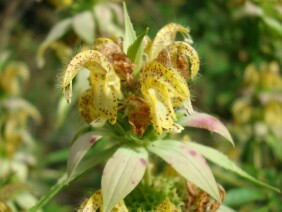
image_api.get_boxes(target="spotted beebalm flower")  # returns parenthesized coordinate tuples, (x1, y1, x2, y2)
(61, 23, 199, 135)
(140, 24, 199, 135)
(140, 61, 192, 134)
(61, 49, 123, 126)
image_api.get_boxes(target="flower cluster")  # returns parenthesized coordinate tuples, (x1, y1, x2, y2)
(60, 23, 199, 137)
(232, 61, 282, 138)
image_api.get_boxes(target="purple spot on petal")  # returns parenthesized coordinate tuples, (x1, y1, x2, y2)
(131, 180, 136, 185)
(187, 114, 219, 131)
(188, 150, 197, 157)
(89, 136, 97, 144)
(140, 158, 147, 166)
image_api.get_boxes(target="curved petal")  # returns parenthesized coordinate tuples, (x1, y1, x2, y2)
(149, 23, 190, 60)
(93, 38, 122, 57)
(142, 84, 183, 135)
(141, 61, 193, 134)
(141, 61, 193, 133)
(141, 61, 189, 99)
(155, 41, 200, 80)
(79, 81, 119, 126)
(60, 50, 119, 103)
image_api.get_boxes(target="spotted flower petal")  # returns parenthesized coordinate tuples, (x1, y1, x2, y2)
(94, 38, 134, 82)
(93, 38, 122, 57)
(142, 81, 183, 135)
(141, 61, 192, 134)
(149, 23, 191, 60)
(78, 190, 128, 212)
(61, 50, 122, 125)
(155, 41, 200, 80)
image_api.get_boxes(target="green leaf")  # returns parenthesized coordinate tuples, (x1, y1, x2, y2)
(224, 188, 265, 207)
(148, 140, 221, 202)
(37, 18, 72, 67)
(102, 146, 148, 212)
(73, 11, 95, 44)
(71, 145, 118, 181)
(30, 146, 117, 211)
(122, 2, 136, 53)
(127, 27, 149, 75)
(266, 135, 282, 162)
(185, 141, 280, 193)
(262, 16, 282, 36)
(180, 111, 234, 146)
(67, 132, 102, 178)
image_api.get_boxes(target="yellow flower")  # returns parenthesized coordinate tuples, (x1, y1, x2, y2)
(260, 61, 282, 90)
(61, 23, 199, 135)
(147, 23, 192, 61)
(141, 61, 193, 135)
(264, 101, 282, 131)
(0, 62, 29, 95)
(140, 24, 199, 135)
(61, 50, 122, 126)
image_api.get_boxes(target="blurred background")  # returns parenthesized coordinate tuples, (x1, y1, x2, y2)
(0, 0, 281, 211)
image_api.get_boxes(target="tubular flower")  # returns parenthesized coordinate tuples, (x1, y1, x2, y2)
(93, 38, 134, 83)
(61, 23, 199, 136)
(61, 49, 123, 126)
(140, 24, 199, 135)
(154, 41, 200, 80)
(141, 61, 193, 134)
(148, 23, 192, 61)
